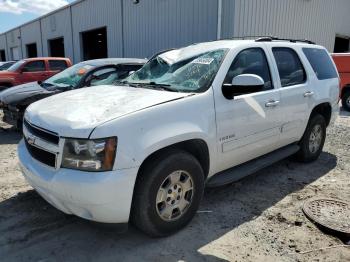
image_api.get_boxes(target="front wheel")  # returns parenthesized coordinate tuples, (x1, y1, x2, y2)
(296, 114, 326, 163)
(131, 150, 204, 237)
(341, 90, 350, 112)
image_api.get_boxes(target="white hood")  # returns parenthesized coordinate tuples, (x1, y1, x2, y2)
(25, 85, 192, 138)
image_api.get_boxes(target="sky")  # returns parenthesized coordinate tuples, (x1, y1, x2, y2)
(0, 0, 75, 33)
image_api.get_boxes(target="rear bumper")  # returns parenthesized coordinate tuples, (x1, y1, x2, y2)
(330, 101, 340, 126)
(18, 140, 139, 224)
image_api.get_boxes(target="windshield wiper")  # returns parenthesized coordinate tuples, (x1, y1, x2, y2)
(115, 80, 178, 92)
(142, 82, 178, 92)
(114, 80, 141, 88)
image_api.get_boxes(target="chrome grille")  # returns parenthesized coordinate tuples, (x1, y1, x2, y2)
(23, 119, 59, 145)
(25, 140, 56, 168)
(23, 119, 61, 168)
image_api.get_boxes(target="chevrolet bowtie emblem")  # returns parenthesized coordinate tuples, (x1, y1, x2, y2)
(27, 135, 36, 145)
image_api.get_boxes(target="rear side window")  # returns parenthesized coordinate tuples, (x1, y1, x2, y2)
(22, 61, 46, 72)
(272, 47, 306, 87)
(302, 48, 338, 80)
(49, 60, 68, 71)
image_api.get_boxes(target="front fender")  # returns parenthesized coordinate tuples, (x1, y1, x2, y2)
(90, 91, 217, 171)
(138, 122, 210, 165)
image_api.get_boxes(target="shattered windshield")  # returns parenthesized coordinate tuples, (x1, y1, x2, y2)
(123, 49, 228, 93)
(43, 63, 94, 89)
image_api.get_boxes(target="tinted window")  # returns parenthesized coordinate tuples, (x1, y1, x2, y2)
(49, 60, 68, 71)
(0, 62, 15, 70)
(116, 64, 144, 80)
(7, 60, 26, 72)
(302, 48, 338, 80)
(272, 48, 306, 87)
(22, 61, 46, 72)
(224, 48, 273, 92)
(89, 68, 119, 86)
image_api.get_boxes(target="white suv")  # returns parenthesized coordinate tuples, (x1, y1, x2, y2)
(18, 38, 340, 237)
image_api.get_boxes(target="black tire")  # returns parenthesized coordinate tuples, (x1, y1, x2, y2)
(16, 118, 23, 131)
(295, 114, 326, 163)
(131, 150, 205, 237)
(341, 90, 350, 112)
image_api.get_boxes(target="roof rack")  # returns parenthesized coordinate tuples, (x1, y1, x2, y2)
(255, 36, 315, 45)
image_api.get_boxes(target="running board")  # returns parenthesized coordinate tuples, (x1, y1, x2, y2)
(206, 144, 300, 188)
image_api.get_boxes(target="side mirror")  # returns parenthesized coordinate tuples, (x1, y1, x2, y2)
(21, 68, 28, 73)
(222, 74, 264, 100)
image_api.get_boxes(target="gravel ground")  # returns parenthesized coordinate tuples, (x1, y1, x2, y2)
(0, 109, 349, 262)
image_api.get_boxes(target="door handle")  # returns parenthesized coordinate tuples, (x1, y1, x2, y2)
(304, 91, 314, 97)
(265, 100, 280, 107)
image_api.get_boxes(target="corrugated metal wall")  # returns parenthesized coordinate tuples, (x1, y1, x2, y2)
(221, 0, 235, 39)
(21, 21, 43, 57)
(41, 8, 74, 59)
(0, 35, 7, 60)
(122, 0, 218, 58)
(71, 0, 123, 63)
(334, 0, 350, 37)
(227, 0, 350, 51)
(5, 28, 21, 60)
(0, 0, 350, 62)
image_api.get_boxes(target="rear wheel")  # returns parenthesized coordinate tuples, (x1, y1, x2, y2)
(296, 114, 326, 163)
(341, 90, 350, 112)
(132, 150, 204, 237)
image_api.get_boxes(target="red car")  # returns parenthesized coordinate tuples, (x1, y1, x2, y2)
(332, 53, 350, 111)
(0, 57, 72, 91)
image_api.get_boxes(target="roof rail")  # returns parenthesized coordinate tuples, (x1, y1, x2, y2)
(219, 35, 275, 41)
(255, 36, 315, 45)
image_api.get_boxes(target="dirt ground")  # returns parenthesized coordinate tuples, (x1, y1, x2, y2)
(0, 109, 349, 262)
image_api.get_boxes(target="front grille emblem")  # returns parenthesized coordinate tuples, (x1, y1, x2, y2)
(27, 134, 36, 145)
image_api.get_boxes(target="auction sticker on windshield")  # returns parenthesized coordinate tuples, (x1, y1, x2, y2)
(191, 58, 214, 65)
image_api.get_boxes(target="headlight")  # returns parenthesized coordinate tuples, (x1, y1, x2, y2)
(62, 137, 117, 171)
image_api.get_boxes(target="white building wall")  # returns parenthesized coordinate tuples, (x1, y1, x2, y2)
(1, 0, 350, 61)
(6, 28, 22, 60)
(21, 20, 43, 57)
(122, 0, 219, 58)
(71, 0, 123, 63)
(41, 7, 74, 60)
(0, 35, 7, 60)
(228, 0, 350, 51)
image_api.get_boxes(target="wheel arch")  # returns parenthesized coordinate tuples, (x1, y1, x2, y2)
(341, 84, 350, 98)
(309, 102, 332, 126)
(137, 139, 210, 181)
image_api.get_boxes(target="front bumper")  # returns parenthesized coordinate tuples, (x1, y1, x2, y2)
(18, 139, 139, 224)
(2, 107, 22, 127)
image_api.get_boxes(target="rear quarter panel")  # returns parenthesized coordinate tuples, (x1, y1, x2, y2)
(303, 50, 340, 122)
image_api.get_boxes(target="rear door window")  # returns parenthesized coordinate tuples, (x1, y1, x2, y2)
(272, 47, 306, 87)
(49, 60, 68, 71)
(302, 48, 338, 80)
(22, 61, 46, 72)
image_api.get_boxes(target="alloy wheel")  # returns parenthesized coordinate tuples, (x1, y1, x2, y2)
(156, 170, 194, 222)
